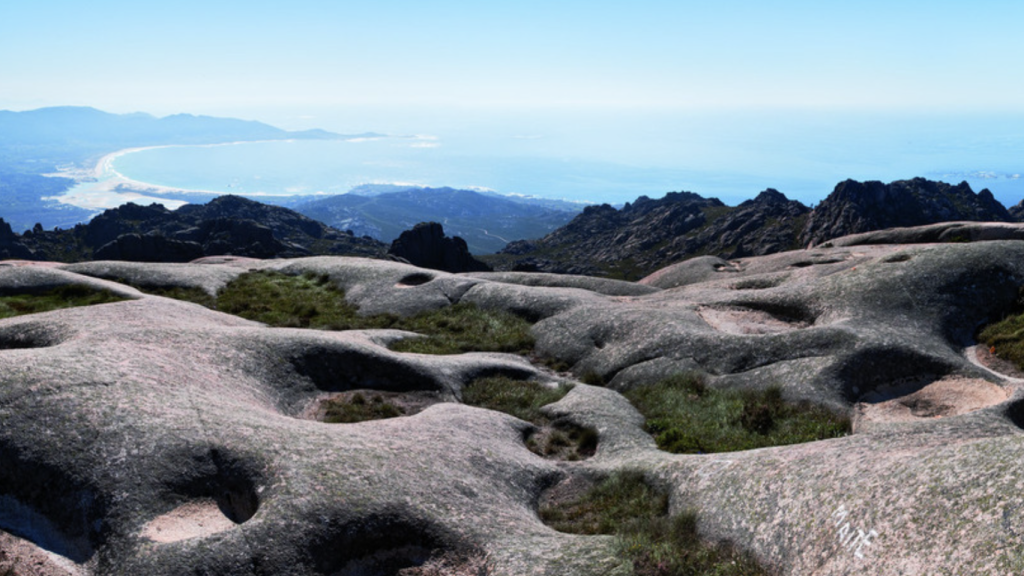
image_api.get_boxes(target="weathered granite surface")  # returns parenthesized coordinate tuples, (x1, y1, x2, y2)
(3, 238, 1024, 574)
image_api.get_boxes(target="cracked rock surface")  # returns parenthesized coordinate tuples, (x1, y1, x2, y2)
(3, 239, 1024, 574)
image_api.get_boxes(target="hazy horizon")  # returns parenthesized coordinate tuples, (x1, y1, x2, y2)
(4, 1, 1024, 209)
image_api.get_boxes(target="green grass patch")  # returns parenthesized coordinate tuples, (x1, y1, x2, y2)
(216, 270, 378, 329)
(980, 309, 1024, 370)
(320, 392, 404, 423)
(540, 471, 668, 535)
(462, 376, 571, 423)
(463, 376, 596, 460)
(540, 471, 768, 576)
(387, 303, 535, 355)
(625, 373, 850, 454)
(166, 270, 537, 355)
(136, 285, 217, 308)
(0, 284, 127, 319)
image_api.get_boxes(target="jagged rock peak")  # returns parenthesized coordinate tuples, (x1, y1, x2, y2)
(388, 222, 491, 273)
(800, 177, 1014, 247)
(742, 188, 790, 206)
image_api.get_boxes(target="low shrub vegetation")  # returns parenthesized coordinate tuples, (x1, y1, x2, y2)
(462, 376, 572, 422)
(625, 373, 849, 454)
(0, 284, 126, 319)
(146, 270, 535, 355)
(133, 285, 216, 308)
(540, 471, 768, 576)
(462, 376, 596, 460)
(320, 392, 404, 423)
(387, 303, 535, 355)
(216, 270, 374, 329)
(980, 309, 1024, 371)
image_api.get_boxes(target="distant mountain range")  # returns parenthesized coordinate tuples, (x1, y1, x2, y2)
(0, 106, 354, 173)
(0, 107, 579, 250)
(292, 186, 579, 254)
(3, 176, 1022, 284)
(5, 107, 1024, 277)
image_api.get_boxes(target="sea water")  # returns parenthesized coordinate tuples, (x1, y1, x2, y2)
(107, 109, 1024, 208)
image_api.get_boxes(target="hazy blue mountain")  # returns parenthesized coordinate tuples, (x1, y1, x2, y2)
(293, 186, 580, 254)
(0, 106, 350, 173)
(0, 106, 364, 233)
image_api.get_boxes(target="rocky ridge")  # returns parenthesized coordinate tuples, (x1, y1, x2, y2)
(0, 196, 388, 263)
(492, 177, 1015, 279)
(4, 225, 1024, 573)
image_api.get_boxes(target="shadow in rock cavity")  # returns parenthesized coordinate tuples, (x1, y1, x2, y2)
(309, 509, 485, 576)
(0, 322, 68, 350)
(290, 346, 444, 394)
(0, 446, 106, 563)
(146, 447, 263, 544)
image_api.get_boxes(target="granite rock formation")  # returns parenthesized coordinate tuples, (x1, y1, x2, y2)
(800, 177, 1014, 247)
(493, 178, 1014, 280)
(0, 196, 387, 263)
(3, 227, 1024, 574)
(388, 222, 491, 273)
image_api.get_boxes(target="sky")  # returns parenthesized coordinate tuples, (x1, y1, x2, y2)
(3, 0, 1024, 125)
(5, 0, 1024, 210)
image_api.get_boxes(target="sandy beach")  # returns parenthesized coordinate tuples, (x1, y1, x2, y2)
(44, 140, 302, 212)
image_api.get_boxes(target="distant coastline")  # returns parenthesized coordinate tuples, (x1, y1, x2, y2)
(47, 139, 341, 212)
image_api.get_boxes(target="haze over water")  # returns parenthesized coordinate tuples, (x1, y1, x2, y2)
(110, 108, 1024, 209)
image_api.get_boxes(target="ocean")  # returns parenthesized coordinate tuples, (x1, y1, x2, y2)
(96, 108, 1024, 209)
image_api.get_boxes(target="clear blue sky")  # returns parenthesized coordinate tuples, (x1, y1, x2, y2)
(3, 0, 1023, 121)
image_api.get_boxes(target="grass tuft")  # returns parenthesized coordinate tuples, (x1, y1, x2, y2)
(217, 270, 373, 329)
(540, 471, 769, 576)
(0, 284, 127, 319)
(320, 392, 405, 423)
(625, 373, 849, 454)
(462, 376, 571, 423)
(463, 376, 596, 460)
(135, 285, 216, 308)
(980, 305, 1024, 370)
(147, 270, 536, 355)
(540, 471, 667, 535)
(388, 303, 535, 355)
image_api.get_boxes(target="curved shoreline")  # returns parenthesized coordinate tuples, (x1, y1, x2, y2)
(48, 140, 307, 212)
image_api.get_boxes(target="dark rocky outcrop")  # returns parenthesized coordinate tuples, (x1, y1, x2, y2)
(2, 195, 388, 263)
(387, 222, 491, 273)
(494, 189, 808, 279)
(492, 178, 1018, 280)
(94, 234, 205, 263)
(0, 219, 33, 260)
(800, 178, 1013, 246)
(1008, 198, 1024, 221)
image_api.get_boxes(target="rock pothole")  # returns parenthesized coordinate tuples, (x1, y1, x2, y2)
(524, 420, 598, 461)
(788, 253, 850, 268)
(145, 449, 262, 544)
(0, 452, 104, 565)
(852, 376, 1009, 431)
(395, 273, 435, 288)
(697, 305, 811, 335)
(309, 512, 484, 576)
(0, 323, 67, 350)
(311, 390, 445, 423)
(140, 500, 241, 544)
(882, 252, 913, 263)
